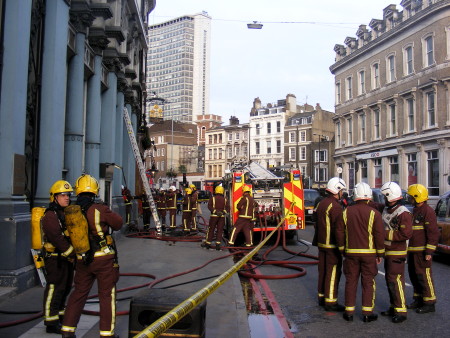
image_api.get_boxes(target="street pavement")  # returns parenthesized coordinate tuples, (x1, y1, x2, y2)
(0, 208, 250, 338)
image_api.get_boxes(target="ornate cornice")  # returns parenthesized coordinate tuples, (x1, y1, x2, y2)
(90, 3, 113, 20)
(88, 28, 110, 54)
(124, 90, 136, 105)
(102, 49, 122, 73)
(117, 77, 129, 93)
(105, 26, 125, 43)
(125, 68, 137, 80)
(118, 52, 131, 66)
(69, 0, 94, 34)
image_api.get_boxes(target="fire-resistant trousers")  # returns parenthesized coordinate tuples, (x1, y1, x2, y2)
(206, 216, 225, 245)
(62, 256, 119, 337)
(317, 249, 342, 306)
(43, 256, 73, 325)
(191, 208, 197, 230)
(157, 209, 166, 226)
(182, 211, 192, 231)
(343, 255, 378, 315)
(229, 217, 253, 246)
(407, 252, 436, 305)
(168, 209, 177, 228)
(384, 256, 408, 315)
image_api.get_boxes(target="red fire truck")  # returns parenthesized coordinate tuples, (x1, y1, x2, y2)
(224, 161, 305, 240)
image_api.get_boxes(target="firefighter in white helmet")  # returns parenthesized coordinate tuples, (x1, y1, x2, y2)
(336, 182, 385, 322)
(313, 177, 346, 311)
(41, 180, 75, 334)
(166, 186, 178, 229)
(379, 182, 413, 323)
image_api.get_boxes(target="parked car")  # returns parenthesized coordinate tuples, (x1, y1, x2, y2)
(304, 189, 321, 223)
(434, 191, 450, 255)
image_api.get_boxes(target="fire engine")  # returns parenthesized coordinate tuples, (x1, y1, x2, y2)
(223, 161, 305, 240)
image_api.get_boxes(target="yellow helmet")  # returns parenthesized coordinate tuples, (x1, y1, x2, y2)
(49, 180, 73, 202)
(242, 185, 251, 193)
(189, 184, 196, 190)
(75, 174, 99, 196)
(407, 184, 428, 203)
(215, 186, 224, 195)
(185, 187, 192, 195)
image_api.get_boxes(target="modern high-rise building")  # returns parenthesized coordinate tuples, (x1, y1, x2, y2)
(146, 12, 211, 123)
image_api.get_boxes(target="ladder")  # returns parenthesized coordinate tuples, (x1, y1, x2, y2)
(123, 108, 162, 233)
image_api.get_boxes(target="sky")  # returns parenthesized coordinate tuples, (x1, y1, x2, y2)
(148, 0, 399, 124)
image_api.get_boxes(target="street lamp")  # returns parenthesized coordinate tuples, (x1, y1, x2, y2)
(247, 21, 263, 29)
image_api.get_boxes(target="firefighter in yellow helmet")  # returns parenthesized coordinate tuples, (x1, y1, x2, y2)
(406, 184, 439, 314)
(228, 185, 255, 247)
(202, 185, 230, 250)
(61, 174, 123, 338)
(41, 180, 75, 334)
(182, 187, 193, 232)
(189, 184, 199, 231)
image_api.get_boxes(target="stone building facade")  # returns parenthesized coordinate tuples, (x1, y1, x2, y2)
(0, 0, 153, 289)
(330, 0, 450, 199)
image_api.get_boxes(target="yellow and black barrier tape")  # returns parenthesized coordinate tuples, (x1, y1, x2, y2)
(133, 202, 296, 338)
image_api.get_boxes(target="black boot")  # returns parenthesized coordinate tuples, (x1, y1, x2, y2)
(392, 315, 407, 323)
(362, 313, 378, 322)
(407, 298, 423, 309)
(324, 303, 345, 312)
(343, 312, 353, 321)
(45, 322, 61, 334)
(416, 304, 435, 314)
(380, 307, 395, 316)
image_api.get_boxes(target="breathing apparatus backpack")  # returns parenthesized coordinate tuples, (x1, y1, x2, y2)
(64, 204, 90, 260)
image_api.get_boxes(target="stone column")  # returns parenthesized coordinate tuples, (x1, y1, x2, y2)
(100, 63, 118, 204)
(127, 103, 137, 195)
(114, 78, 127, 196)
(35, 0, 70, 205)
(64, 31, 86, 185)
(64, 4, 94, 185)
(0, 0, 33, 289)
(85, 1, 113, 178)
(85, 55, 103, 178)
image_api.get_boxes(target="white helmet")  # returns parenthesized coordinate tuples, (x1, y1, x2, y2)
(169, 185, 176, 191)
(380, 181, 402, 202)
(326, 177, 347, 195)
(353, 182, 372, 201)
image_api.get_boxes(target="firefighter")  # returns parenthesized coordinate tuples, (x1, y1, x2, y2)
(379, 181, 413, 323)
(166, 185, 178, 229)
(189, 184, 199, 230)
(61, 174, 123, 338)
(336, 182, 385, 322)
(406, 184, 439, 314)
(141, 193, 151, 231)
(228, 185, 255, 247)
(41, 180, 75, 334)
(156, 188, 167, 229)
(314, 177, 346, 311)
(182, 187, 193, 232)
(121, 185, 133, 227)
(202, 185, 230, 250)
